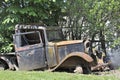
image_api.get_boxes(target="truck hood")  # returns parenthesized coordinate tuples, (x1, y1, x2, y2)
(55, 40, 83, 46)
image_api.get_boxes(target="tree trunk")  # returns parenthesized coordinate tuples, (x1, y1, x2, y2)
(100, 30, 106, 55)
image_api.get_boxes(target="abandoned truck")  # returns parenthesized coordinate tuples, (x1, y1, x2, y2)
(0, 24, 108, 73)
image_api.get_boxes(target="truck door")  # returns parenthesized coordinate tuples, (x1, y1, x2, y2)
(13, 31, 46, 70)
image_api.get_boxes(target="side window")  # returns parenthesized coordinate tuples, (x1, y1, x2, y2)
(47, 30, 63, 42)
(14, 31, 42, 47)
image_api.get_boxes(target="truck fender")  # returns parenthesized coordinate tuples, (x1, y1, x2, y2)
(50, 52, 93, 71)
(0, 57, 14, 70)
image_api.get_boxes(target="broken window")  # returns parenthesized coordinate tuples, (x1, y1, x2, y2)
(47, 29, 64, 42)
(14, 31, 42, 47)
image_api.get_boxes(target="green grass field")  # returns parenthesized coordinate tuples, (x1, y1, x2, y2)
(0, 70, 119, 80)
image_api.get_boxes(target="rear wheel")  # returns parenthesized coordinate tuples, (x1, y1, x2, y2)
(0, 61, 8, 70)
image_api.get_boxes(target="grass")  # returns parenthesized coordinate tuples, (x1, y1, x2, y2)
(0, 70, 119, 80)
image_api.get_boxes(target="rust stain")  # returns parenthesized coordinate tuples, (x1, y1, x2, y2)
(55, 45, 59, 64)
(15, 44, 41, 51)
(56, 40, 83, 46)
(48, 48, 54, 57)
(68, 52, 93, 62)
(50, 52, 93, 71)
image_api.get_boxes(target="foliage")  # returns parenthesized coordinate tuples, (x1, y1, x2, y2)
(62, 0, 120, 50)
(65, 0, 120, 37)
(0, 24, 14, 53)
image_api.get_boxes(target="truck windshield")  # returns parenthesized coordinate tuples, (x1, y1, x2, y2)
(46, 29, 64, 42)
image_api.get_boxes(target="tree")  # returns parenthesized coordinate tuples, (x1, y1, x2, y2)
(60, 0, 120, 53)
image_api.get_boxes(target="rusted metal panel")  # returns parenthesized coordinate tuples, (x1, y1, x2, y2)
(56, 40, 83, 46)
(57, 43, 85, 62)
(13, 31, 46, 70)
(15, 44, 42, 52)
(50, 52, 93, 71)
(46, 46, 57, 68)
(46, 42, 57, 68)
(16, 46, 46, 70)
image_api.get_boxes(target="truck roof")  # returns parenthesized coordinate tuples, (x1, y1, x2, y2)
(15, 24, 61, 30)
(15, 24, 46, 30)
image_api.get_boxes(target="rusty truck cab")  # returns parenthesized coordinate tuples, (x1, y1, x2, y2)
(14, 24, 63, 70)
(13, 24, 49, 70)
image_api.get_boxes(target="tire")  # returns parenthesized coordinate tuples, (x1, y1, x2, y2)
(82, 66, 91, 74)
(0, 61, 8, 70)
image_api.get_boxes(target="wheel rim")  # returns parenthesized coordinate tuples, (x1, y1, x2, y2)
(74, 66, 83, 74)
